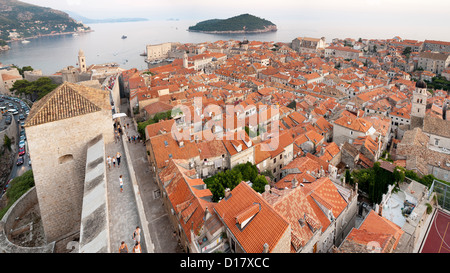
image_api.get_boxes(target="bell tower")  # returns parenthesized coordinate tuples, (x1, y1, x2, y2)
(410, 80, 427, 129)
(183, 51, 188, 68)
(78, 49, 87, 73)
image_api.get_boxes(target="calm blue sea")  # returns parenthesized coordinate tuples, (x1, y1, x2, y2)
(0, 19, 448, 75)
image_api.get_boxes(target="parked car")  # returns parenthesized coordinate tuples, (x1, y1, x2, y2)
(19, 147, 25, 156)
(2, 179, 11, 194)
(5, 115, 12, 125)
(19, 140, 25, 148)
(16, 156, 24, 165)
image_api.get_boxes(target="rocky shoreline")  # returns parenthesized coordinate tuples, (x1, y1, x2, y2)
(0, 30, 95, 51)
(0, 45, 10, 51)
(188, 25, 277, 34)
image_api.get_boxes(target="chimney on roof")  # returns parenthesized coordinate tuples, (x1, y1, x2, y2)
(292, 177, 298, 189)
(204, 207, 212, 221)
(224, 188, 231, 199)
(263, 243, 269, 253)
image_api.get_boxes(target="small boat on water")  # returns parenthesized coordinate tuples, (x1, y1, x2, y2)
(73, 33, 79, 36)
(121, 35, 127, 39)
(21, 40, 30, 44)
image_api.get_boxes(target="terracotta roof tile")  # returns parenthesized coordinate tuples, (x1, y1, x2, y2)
(25, 82, 110, 127)
(214, 182, 289, 253)
(303, 177, 348, 228)
(159, 159, 214, 242)
(353, 210, 404, 251)
(262, 186, 322, 251)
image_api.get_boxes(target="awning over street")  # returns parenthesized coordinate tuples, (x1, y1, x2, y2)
(112, 113, 127, 119)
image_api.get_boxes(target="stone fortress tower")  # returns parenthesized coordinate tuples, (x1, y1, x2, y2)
(410, 80, 428, 129)
(24, 81, 114, 242)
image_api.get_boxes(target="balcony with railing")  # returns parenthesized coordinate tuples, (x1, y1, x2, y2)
(193, 233, 227, 253)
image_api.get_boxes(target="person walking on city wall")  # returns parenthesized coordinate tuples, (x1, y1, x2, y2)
(113, 156, 116, 167)
(132, 241, 142, 253)
(133, 226, 141, 244)
(119, 175, 123, 193)
(119, 241, 128, 253)
(107, 156, 112, 169)
(116, 152, 121, 168)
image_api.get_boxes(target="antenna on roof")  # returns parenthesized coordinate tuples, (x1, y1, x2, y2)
(243, 26, 248, 43)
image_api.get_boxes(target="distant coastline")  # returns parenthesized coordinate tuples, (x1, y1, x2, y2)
(64, 10, 149, 24)
(79, 18, 149, 24)
(5, 30, 94, 44)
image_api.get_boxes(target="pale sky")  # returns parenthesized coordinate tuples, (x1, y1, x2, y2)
(19, 0, 450, 24)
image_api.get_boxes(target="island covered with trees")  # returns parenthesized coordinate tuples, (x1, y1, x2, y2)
(188, 13, 277, 34)
(0, 0, 90, 45)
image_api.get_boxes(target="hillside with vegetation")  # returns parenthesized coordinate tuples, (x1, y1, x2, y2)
(188, 13, 277, 33)
(0, 0, 89, 43)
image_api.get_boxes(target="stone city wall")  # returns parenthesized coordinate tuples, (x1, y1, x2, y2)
(0, 187, 55, 253)
(79, 135, 110, 253)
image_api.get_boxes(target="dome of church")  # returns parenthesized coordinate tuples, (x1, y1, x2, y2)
(416, 80, 427, 89)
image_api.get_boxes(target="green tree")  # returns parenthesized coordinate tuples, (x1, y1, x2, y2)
(286, 100, 296, 110)
(205, 169, 243, 202)
(345, 169, 353, 185)
(0, 170, 35, 219)
(234, 162, 258, 182)
(206, 177, 226, 202)
(402, 47, 412, 56)
(13, 65, 33, 77)
(3, 135, 11, 151)
(137, 109, 174, 138)
(11, 77, 57, 101)
(252, 175, 268, 193)
(261, 169, 274, 180)
(352, 162, 397, 204)
(204, 162, 267, 201)
(393, 167, 405, 183)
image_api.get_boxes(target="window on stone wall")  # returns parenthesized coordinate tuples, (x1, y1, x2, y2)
(435, 139, 440, 146)
(58, 154, 73, 164)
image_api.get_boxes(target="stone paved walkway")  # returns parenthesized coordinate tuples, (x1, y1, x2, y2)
(105, 128, 145, 253)
(119, 114, 181, 253)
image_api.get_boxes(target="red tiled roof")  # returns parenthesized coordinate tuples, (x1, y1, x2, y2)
(159, 159, 214, 242)
(149, 133, 200, 169)
(334, 114, 373, 133)
(302, 177, 348, 227)
(214, 182, 289, 253)
(143, 101, 173, 116)
(262, 186, 322, 251)
(354, 210, 404, 251)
